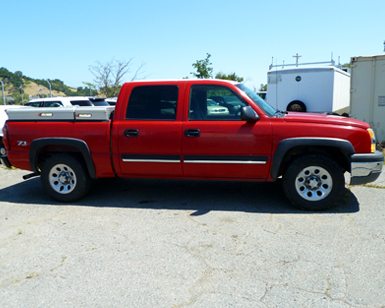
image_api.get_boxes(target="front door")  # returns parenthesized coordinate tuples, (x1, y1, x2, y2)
(182, 84, 272, 179)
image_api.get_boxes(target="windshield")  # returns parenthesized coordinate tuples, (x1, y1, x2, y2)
(236, 84, 276, 117)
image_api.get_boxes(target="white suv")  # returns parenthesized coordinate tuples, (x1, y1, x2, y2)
(26, 97, 94, 107)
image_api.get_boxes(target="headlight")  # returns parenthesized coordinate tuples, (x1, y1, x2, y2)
(367, 128, 376, 153)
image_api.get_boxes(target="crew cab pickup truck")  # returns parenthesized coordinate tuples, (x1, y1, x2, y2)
(1, 79, 383, 210)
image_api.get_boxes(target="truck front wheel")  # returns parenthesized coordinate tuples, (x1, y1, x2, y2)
(41, 154, 91, 202)
(282, 155, 345, 211)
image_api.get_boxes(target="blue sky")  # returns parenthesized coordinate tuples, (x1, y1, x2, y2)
(1, 0, 384, 91)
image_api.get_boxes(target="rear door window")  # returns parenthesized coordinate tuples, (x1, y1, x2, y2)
(126, 85, 178, 120)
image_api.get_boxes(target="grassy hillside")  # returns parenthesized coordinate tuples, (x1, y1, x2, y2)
(4, 79, 69, 97)
(0, 67, 97, 104)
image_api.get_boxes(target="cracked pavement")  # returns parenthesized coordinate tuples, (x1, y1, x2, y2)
(1, 167, 385, 307)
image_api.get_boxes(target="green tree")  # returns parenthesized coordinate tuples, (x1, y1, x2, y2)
(259, 84, 267, 91)
(0, 67, 23, 87)
(10, 91, 29, 105)
(82, 82, 97, 96)
(215, 72, 244, 82)
(191, 53, 213, 79)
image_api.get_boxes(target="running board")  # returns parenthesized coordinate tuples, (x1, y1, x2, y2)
(23, 172, 40, 180)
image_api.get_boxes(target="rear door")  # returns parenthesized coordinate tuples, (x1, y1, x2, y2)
(115, 83, 183, 177)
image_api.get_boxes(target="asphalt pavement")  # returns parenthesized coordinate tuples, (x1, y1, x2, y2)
(0, 166, 384, 307)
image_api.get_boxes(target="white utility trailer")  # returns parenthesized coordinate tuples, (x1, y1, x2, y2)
(267, 65, 350, 113)
(350, 55, 385, 143)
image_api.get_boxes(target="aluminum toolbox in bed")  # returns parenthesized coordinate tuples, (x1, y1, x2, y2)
(6, 106, 115, 121)
(75, 106, 115, 121)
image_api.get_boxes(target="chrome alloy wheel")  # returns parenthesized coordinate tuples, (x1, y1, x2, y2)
(295, 166, 333, 201)
(49, 164, 77, 194)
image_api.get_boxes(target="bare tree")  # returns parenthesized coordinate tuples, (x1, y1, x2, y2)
(89, 58, 146, 97)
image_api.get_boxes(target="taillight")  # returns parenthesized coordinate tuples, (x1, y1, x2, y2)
(2, 125, 9, 149)
(367, 128, 376, 153)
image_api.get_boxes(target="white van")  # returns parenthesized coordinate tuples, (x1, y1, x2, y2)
(267, 66, 350, 113)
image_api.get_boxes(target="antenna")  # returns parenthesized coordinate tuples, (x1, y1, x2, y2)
(275, 58, 278, 109)
(293, 53, 301, 67)
(269, 57, 274, 70)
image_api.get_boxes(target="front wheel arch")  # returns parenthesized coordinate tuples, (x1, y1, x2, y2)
(271, 138, 355, 181)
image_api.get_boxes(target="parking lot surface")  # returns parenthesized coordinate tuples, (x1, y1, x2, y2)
(1, 166, 385, 307)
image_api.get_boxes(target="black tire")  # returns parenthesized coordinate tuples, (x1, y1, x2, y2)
(287, 100, 306, 112)
(282, 154, 345, 211)
(41, 154, 92, 202)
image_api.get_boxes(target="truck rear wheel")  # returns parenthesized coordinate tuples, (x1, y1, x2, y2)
(41, 154, 91, 202)
(282, 154, 345, 211)
(287, 100, 306, 112)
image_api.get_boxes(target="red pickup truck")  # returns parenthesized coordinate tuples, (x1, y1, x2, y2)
(1, 79, 383, 210)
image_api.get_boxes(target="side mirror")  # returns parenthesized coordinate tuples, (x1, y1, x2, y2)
(240, 106, 259, 122)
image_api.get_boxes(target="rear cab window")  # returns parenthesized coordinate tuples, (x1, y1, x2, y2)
(125, 85, 179, 120)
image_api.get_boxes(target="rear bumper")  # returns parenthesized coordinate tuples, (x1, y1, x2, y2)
(350, 151, 384, 185)
(0, 155, 12, 168)
(0, 140, 12, 169)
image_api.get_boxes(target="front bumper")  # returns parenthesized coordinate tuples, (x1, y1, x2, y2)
(350, 151, 384, 185)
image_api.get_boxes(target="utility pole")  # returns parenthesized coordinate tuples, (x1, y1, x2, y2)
(20, 85, 24, 105)
(47, 79, 52, 97)
(0, 80, 5, 105)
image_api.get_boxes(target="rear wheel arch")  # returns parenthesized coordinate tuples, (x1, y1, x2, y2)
(29, 138, 96, 178)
